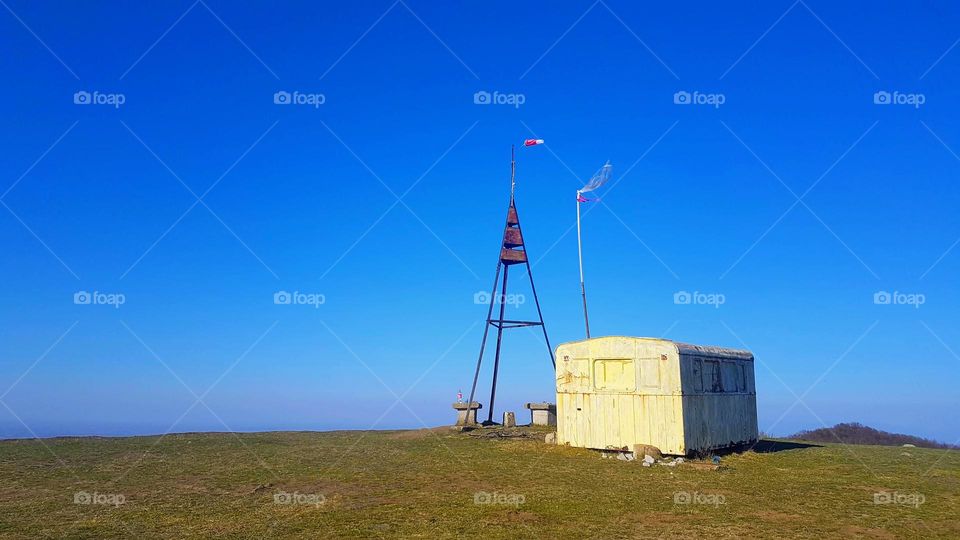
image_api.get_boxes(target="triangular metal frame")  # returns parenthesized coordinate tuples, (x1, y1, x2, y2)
(466, 149, 555, 425)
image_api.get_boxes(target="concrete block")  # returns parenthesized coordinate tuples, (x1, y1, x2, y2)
(524, 402, 557, 426)
(452, 402, 482, 426)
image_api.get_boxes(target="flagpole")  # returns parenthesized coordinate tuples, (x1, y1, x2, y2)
(576, 190, 591, 339)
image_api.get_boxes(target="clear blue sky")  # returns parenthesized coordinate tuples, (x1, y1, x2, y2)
(1, 1, 958, 443)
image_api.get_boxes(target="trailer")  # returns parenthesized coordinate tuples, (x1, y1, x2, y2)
(555, 336, 758, 455)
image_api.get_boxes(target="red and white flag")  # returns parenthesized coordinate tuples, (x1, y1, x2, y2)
(524, 139, 544, 147)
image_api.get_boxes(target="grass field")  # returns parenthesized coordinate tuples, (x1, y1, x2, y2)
(0, 427, 957, 538)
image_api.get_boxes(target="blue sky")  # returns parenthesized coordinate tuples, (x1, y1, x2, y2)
(1, 1, 958, 442)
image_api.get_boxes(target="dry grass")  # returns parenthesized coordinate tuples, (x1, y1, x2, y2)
(0, 429, 957, 538)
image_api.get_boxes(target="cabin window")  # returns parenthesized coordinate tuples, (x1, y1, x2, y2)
(691, 359, 704, 392)
(593, 359, 636, 391)
(738, 363, 748, 392)
(721, 362, 740, 392)
(704, 360, 722, 392)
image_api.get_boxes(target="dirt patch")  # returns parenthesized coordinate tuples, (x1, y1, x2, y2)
(464, 427, 550, 440)
(385, 427, 453, 440)
(856, 485, 893, 494)
(752, 510, 805, 523)
(622, 511, 706, 525)
(250, 478, 355, 508)
(839, 525, 897, 539)
(504, 510, 541, 523)
(682, 461, 721, 471)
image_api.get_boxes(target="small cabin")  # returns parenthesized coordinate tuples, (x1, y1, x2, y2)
(555, 336, 758, 455)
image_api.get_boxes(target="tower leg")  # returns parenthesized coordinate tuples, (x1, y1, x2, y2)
(515, 210, 556, 369)
(524, 257, 555, 368)
(466, 263, 502, 417)
(486, 265, 510, 423)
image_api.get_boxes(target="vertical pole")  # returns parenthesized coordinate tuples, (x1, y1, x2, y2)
(510, 145, 516, 200)
(487, 265, 510, 423)
(466, 262, 502, 418)
(577, 193, 591, 338)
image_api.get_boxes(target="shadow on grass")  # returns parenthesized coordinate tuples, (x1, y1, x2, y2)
(749, 439, 823, 453)
(697, 439, 822, 458)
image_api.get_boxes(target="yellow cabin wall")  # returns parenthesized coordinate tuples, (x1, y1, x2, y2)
(556, 337, 688, 455)
(555, 336, 758, 455)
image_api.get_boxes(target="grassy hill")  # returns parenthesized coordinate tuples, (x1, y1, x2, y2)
(0, 428, 957, 538)
(789, 423, 958, 450)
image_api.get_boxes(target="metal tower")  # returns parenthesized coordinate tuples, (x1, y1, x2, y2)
(466, 146, 555, 425)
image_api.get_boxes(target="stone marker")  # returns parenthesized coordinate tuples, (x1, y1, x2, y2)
(544, 432, 556, 444)
(524, 402, 557, 426)
(452, 402, 482, 426)
(503, 411, 516, 428)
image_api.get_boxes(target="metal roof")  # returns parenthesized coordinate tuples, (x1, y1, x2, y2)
(674, 341, 754, 361)
(558, 336, 754, 361)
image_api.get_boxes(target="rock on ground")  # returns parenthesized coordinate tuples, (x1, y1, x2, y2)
(633, 444, 662, 459)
